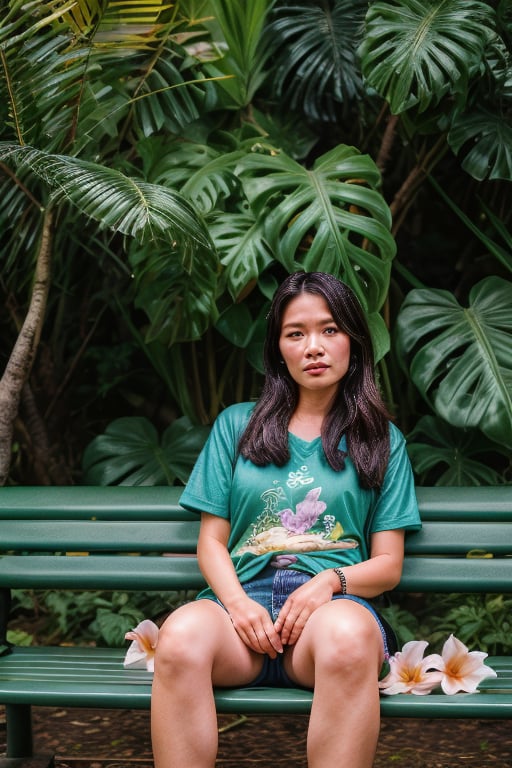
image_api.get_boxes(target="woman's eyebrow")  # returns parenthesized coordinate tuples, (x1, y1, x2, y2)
(281, 316, 335, 330)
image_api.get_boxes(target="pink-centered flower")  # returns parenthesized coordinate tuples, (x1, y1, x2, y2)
(124, 619, 159, 672)
(435, 634, 497, 694)
(379, 640, 443, 695)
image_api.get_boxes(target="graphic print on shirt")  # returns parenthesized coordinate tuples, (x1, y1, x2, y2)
(234, 464, 358, 557)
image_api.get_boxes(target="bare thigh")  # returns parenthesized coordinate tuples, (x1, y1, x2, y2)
(282, 599, 385, 689)
(157, 598, 265, 687)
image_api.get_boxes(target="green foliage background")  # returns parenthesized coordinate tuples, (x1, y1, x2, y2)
(1, 0, 511, 489)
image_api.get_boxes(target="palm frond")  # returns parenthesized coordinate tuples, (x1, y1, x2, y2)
(1, 0, 210, 152)
(0, 143, 213, 251)
(63, 0, 177, 50)
(267, 0, 367, 121)
(204, 0, 274, 106)
(1, 3, 85, 147)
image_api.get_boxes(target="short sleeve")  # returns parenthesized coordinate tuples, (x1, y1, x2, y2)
(179, 402, 254, 518)
(369, 423, 421, 533)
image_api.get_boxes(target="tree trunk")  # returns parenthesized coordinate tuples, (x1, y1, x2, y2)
(0, 207, 53, 486)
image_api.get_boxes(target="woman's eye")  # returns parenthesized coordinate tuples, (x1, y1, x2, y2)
(324, 327, 338, 335)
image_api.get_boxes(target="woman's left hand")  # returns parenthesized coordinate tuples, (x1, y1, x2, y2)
(274, 570, 336, 645)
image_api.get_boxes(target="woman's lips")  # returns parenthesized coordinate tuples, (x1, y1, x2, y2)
(304, 363, 329, 374)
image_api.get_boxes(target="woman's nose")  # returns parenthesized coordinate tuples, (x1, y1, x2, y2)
(306, 335, 324, 356)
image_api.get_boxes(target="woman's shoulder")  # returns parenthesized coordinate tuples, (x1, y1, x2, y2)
(218, 401, 256, 420)
(214, 401, 256, 432)
(388, 420, 405, 441)
(387, 420, 409, 453)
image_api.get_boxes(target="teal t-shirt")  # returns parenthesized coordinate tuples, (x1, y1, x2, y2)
(180, 402, 421, 586)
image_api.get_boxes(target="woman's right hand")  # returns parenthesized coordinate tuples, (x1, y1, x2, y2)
(226, 595, 283, 659)
(197, 514, 283, 658)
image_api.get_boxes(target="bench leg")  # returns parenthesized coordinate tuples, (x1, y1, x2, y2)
(5, 703, 33, 758)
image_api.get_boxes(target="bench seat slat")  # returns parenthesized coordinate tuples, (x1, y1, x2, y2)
(0, 486, 188, 520)
(1, 485, 510, 521)
(0, 648, 510, 718)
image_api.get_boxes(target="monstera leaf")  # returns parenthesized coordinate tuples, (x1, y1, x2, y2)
(406, 416, 509, 486)
(396, 277, 512, 449)
(359, 0, 495, 114)
(82, 416, 210, 486)
(238, 144, 396, 314)
(209, 210, 275, 302)
(448, 108, 512, 181)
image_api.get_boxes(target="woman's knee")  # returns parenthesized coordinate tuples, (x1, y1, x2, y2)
(155, 603, 216, 675)
(311, 604, 383, 676)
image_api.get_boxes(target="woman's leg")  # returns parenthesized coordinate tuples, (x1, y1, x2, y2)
(151, 599, 263, 768)
(283, 600, 384, 768)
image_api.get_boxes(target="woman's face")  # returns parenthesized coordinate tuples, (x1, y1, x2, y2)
(278, 292, 351, 399)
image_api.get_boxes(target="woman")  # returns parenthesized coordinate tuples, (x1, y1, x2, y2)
(151, 271, 421, 768)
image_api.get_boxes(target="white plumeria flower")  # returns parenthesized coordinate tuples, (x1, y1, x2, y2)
(379, 640, 443, 695)
(124, 619, 159, 672)
(436, 634, 498, 694)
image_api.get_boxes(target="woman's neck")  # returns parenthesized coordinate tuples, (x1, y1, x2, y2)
(288, 394, 333, 440)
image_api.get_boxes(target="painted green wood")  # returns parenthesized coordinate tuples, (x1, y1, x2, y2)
(0, 520, 200, 552)
(403, 521, 512, 555)
(1, 519, 511, 556)
(1, 552, 511, 592)
(0, 485, 189, 520)
(0, 554, 205, 590)
(0, 484, 510, 520)
(415, 486, 512, 520)
(398, 556, 512, 593)
(0, 648, 510, 717)
(0, 648, 512, 719)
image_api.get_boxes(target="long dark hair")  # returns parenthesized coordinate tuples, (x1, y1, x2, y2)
(238, 272, 392, 489)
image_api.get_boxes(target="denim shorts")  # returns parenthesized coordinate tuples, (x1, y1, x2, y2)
(201, 565, 397, 688)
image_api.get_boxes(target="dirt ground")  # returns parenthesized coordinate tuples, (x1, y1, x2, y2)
(1, 705, 511, 768)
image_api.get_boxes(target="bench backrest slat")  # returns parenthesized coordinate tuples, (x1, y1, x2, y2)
(2, 519, 511, 557)
(415, 486, 512, 520)
(0, 520, 200, 552)
(1, 553, 511, 593)
(1, 485, 511, 595)
(404, 521, 512, 556)
(0, 554, 205, 591)
(0, 486, 187, 520)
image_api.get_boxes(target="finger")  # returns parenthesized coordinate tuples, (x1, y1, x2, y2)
(254, 624, 283, 658)
(265, 627, 284, 656)
(231, 615, 280, 657)
(279, 610, 309, 646)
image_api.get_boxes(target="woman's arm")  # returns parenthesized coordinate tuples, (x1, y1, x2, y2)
(339, 528, 406, 597)
(197, 512, 283, 658)
(274, 529, 405, 645)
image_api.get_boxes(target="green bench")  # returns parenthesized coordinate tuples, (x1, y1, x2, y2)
(0, 485, 511, 765)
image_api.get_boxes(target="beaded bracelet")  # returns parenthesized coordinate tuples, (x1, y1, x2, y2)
(333, 566, 347, 595)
